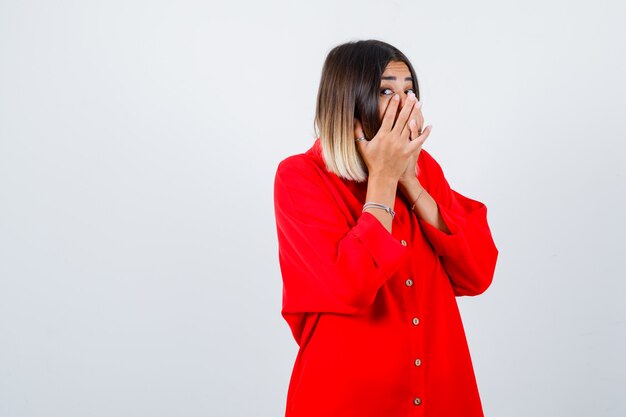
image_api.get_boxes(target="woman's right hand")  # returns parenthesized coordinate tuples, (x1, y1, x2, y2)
(354, 93, 423, 182)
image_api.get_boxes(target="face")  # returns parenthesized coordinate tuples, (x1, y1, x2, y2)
(378, 60, 416, 122)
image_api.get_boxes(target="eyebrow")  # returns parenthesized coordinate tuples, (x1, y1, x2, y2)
(381, 76, 413, 81)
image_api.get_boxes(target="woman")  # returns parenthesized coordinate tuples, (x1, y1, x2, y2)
(273, 39, 499, 417)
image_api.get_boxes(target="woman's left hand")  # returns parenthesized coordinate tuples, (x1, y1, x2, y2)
(398, 96, 432, 186)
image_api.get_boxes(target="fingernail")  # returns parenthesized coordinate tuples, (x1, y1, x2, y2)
(394, 94, 399, 101)
(417, 101, 422, 109)
(410, 119, 416, 126)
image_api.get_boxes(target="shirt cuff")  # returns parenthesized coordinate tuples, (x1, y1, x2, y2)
(416, 201, 468, 260)
(351, 211, 411, 279)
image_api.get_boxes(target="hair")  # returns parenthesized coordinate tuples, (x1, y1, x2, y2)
(313, 39, 421, 182)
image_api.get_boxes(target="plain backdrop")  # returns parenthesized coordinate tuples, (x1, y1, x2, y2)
(1, 1, 625, 416)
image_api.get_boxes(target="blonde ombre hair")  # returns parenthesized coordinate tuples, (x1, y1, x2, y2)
(313, 40, 421, 183)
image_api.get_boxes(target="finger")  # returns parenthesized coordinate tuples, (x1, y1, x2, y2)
(393, 93, 417, 136)
(402, 114, 414, 142)
(354, 118, 368, 154)
(380, 94, 401, 133)
(401, 97, 422, 142)
(408, 119, 419, 141)
(354, 117, 365, 140)
(407, 100, 424, 136)
(408, 125, 432, 152)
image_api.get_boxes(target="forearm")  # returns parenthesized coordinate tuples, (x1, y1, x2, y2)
(364, 175, 398, 234)
(399, 178, 451, 234)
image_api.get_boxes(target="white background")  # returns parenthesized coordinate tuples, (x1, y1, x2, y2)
(1, 1, 625, 416)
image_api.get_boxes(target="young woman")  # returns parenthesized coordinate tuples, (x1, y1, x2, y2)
(273, 39, 499, 417)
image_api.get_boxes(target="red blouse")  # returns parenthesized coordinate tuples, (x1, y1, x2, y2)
(273, 137, 499, 417)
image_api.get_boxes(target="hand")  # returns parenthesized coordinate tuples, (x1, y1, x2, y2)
(354, 93, 424, 182)
(398, 95, 432, 187)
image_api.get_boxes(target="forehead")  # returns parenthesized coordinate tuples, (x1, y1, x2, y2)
(381, 61, 412, 81)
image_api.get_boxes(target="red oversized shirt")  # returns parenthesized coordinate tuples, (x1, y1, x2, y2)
(273, 137, 499, 417)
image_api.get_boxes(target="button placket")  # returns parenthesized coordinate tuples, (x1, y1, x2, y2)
(401, 238, 423, 410)
(410, 310, 423, 407)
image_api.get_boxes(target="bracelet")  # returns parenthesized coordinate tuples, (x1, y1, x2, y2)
(410, 189, 425, 211)
(362, 202, 395, 219)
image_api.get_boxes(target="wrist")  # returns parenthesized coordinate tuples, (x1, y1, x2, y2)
(368, 173, 399, 187)
(398, 177, 425, 209)
(398, 176, 420, 191)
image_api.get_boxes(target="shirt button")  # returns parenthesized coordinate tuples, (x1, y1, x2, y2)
(414, 358, 422, 366)
(412, 317, 420, 326)
(413, 397, 422, 406)
(405, 278, 413, 287)
(400, 239, 407, 246)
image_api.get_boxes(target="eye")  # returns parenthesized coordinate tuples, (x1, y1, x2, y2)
(380, 88, 416, 96)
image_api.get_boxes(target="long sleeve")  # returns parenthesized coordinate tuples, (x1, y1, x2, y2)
(273, 157, 411, 316)
(416, 151, 499, 297)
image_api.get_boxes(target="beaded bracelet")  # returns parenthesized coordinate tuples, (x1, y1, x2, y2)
(362, 202, 395, 219)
